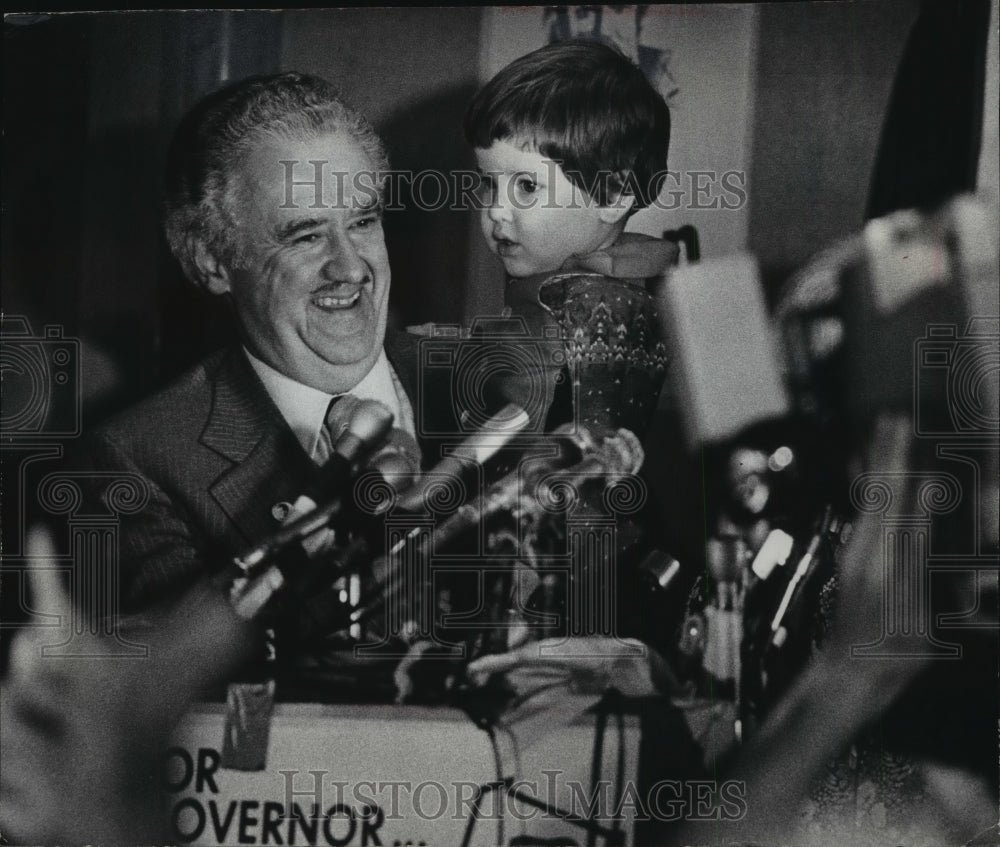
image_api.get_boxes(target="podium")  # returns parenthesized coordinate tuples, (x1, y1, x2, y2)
(168, 698, 646, 847)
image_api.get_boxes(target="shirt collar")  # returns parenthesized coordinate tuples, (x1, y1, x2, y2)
(349, 349, 411, 436)
(243, 348, 408, 460)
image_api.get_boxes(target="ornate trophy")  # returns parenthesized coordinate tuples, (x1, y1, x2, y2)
(537, 273, 669, 436)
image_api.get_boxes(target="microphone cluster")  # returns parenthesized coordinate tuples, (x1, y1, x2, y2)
(345, 422, 646, 646)
(225, 401, 535, 621)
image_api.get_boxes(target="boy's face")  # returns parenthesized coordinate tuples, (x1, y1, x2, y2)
(475, 139, 626, 279)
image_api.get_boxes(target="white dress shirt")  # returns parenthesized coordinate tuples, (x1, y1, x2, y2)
(244, 348, 415, 463)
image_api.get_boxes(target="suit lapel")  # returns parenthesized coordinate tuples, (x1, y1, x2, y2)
(384, 330, 420, 407)
(385, 329, 459, 467)
(198, 338, 445, 542)
(200, 350, 317, 545)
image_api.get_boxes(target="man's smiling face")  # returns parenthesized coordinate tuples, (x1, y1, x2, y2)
(218, 129, 390, 394)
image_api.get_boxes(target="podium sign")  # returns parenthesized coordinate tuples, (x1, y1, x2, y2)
(168, 700, 642, 847)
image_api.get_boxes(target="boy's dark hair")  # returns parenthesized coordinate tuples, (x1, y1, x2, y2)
(464, 39, 670, 211)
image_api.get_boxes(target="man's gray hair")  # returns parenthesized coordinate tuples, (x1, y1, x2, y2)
(163, 72, 389, 286)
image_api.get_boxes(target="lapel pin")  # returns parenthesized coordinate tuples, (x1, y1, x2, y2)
(270, 501, 292, 522)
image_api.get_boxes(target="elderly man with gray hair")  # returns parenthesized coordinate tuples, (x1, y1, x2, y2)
(1, 72, 434, 844)
(84, 72, 427, 613)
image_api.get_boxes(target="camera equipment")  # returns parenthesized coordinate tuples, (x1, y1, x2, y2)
(656, 195, 999, 734)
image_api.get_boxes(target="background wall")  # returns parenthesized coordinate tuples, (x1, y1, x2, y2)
(280, 8, 482, 331)
(748, 1, 918, 286)
(2, 3, 991, 431)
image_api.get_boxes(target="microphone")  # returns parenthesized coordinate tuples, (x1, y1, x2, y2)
(230, 431, 421, 632)
(768, 512, 835, 650)
(299, 399, 395, 507)
(394, 403, 530, 513)
(392, 422, 596, 555)
(365, 402, 531, 554)
(236, 400, 393, 572)
(259, 405, 532, 638)
(351, 424, 637, 628)
(536, 426, 645, 499)
(226, 400, 394, 619)
(359, 428, 423, 506)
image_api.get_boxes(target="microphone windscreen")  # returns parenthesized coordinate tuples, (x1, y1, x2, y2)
(362, 428, 422, 496)
(600, 428, 645, 476)
(331, 399, 395, 464)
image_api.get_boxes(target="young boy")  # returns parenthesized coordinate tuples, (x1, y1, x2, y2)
(464, 38, 676, 435)
(459, 42, 700, 742)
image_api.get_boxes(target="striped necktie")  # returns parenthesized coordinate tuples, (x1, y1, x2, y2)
(314, 394, 360, 465)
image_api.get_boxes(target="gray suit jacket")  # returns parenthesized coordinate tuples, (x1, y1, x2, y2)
(81, 333, 426, 611)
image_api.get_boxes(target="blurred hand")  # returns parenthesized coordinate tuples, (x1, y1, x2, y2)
(813, 415, 936, 714)
(0, 526, 253, 845)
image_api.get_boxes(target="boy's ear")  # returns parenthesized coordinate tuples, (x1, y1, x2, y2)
(190, 237, 232, 295)
(598, 190, 636, 225)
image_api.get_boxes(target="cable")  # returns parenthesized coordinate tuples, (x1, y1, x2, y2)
(486, 723, 506, 847)
(612, 698, 626, 840)
(587, 697, 608, 847)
